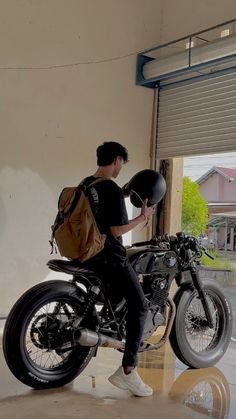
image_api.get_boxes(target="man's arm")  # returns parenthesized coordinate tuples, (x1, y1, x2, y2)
(110, 199, 154, 238)
(110, 214, 145, 237)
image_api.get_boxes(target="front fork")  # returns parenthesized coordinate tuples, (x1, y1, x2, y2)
(190, 267, 214, 328)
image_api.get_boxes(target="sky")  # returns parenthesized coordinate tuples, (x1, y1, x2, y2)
(183, 151, 236, 181)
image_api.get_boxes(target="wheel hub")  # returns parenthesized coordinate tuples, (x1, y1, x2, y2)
(188, 315, 210, 333)
(30, 314, 73, 350)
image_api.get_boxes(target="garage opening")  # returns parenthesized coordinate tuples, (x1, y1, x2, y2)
(136, 19, 236, 233)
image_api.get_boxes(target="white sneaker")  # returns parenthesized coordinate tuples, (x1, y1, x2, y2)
(108, 366, 153, 397)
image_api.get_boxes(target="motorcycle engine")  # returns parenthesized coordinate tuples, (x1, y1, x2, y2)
(141, 273, 169, 340)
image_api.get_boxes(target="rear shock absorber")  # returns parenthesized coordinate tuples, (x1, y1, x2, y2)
(73, 285, 101, 329)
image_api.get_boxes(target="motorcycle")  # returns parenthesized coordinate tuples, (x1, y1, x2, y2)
(3, 232, 233, 389)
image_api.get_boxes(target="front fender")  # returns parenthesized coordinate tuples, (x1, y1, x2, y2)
(172, 281, 194, 307)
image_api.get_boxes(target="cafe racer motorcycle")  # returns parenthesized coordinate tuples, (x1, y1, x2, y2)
(3, 232, 233, 389)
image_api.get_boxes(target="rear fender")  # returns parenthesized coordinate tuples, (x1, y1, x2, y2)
(71, 274, 105, 304)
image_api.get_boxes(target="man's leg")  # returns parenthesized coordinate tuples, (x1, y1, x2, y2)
(108, 263, 153, 396)
(119, 263, 148, 368)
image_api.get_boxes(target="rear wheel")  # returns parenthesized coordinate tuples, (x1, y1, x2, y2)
(3, 280, 96, 389)
(169, 280, 233, 368)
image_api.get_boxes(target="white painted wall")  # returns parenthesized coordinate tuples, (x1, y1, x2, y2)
(0, 0, 162, 313)
(1, 0, 236, 313)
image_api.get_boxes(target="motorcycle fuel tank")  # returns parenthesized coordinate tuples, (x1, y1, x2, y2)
(128, 248, 178, 274)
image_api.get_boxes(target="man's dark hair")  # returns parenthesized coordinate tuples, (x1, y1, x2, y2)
(96, 141, 129, 166)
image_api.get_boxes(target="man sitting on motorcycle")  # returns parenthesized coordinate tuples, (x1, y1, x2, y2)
(83, 141, 154, 397)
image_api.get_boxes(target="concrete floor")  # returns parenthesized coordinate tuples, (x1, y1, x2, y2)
(0, 328, 236, 419)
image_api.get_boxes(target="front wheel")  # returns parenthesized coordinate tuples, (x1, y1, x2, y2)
(169, 280, 233, 368)
(3, 280, 96, 389)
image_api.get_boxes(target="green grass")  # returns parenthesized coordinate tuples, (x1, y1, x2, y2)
(200, 250, 236, 284)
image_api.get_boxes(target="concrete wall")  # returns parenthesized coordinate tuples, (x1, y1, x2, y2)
(2, 0, 236, 313)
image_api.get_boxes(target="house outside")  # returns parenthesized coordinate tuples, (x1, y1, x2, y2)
(197, 167, 236, 251)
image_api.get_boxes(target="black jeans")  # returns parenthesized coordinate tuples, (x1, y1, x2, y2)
(84, 251, 148, 367)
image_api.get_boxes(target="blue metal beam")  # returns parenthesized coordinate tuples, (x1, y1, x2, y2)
(136, 54, 158, 88)
(136, 18, 236, 89)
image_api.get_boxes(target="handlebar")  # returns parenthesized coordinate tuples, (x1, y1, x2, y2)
(132, 238, 161, 247)
(203, 250, 215, 260)
(131, 233, 214, 262)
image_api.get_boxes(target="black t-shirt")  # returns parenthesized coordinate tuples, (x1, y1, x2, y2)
(83, 176, 129, 238)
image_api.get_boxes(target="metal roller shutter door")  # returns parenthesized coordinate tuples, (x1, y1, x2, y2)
(157, 70, 236, 158)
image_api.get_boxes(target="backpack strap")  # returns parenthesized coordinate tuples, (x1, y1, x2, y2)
(58, 177, 106, 223)
(81, 176, 108, 190)
(81, 177, 108, 211)
(62, 177, 104, 216)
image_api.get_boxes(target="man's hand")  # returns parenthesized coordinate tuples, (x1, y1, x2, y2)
(140, 199, 155, 224)
(110, 199, 155, 237)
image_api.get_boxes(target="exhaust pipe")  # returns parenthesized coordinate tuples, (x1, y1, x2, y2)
(75, 328, 125, 350)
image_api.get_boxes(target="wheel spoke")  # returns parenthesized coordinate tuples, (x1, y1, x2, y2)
(25, 299, 80, 370)
(185, 292, 219, 353)
(185, 382, 214, 414)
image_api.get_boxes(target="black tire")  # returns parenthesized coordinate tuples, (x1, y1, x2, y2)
(169, 280, 233, 368)
(169, 367, 230, 418)
(3, 280, 96, 389)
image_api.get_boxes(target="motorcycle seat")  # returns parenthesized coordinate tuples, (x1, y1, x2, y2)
(47, 259, 95, 276)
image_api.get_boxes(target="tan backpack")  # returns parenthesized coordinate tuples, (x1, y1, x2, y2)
(50, 178, 106, 261)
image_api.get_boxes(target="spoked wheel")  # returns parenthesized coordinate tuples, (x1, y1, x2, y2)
(185, 293, 220, 353)
(3, 280, 96, 389)
(27, 300, 83, 369)
(169, 367, 230, 418)
(169, 280, 233, 368)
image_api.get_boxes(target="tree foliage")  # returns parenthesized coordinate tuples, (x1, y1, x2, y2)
(181, 176, 208, 237)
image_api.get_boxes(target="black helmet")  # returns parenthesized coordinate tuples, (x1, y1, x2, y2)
(122, 169, 166, 208)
